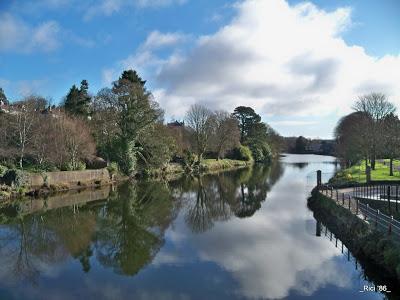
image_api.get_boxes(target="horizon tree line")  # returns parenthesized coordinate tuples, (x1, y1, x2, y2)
(0, 69, 283, 176)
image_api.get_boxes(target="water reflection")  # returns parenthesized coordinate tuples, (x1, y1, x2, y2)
(0, 156, 393, 300)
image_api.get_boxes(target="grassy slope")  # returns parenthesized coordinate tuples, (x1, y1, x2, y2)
(333, 159, 400, 184)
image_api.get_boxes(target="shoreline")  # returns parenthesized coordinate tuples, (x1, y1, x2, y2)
(0, 159, 255, 202)
(308, 188, 400, 283)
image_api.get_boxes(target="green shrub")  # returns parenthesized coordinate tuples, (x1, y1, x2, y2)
(107, 162, 119, 175)
(1, 169, 28, 187)
(0, 165, 7, 177)
(248, 141, 272, 163)
(234, 145, 253, 161)
(75, 161, 86, 170)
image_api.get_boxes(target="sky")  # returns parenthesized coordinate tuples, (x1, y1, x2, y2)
(0, 0, 399, 138)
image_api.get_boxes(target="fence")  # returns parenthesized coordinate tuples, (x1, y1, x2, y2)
(353, 183, 400, 212)
(319, 185, 400, 239)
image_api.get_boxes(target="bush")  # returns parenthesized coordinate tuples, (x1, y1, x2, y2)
(61, 161, 86, 171)
(107, 162, 119, 176)
(234, 145, 253, 161)
(1, 169, 28, 187)
(0, 165, 7, 177)
(248, 141, 272, 163)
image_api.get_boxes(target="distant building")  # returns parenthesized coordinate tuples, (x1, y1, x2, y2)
(167, 120, 185, 128)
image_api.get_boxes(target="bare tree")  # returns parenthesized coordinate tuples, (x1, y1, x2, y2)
(353, 93, 396, 169)
(210, 111, 240, 160)
(58, 115, 96, 170)
(185, 104, 214, 163)
(10, 97, 46, 169)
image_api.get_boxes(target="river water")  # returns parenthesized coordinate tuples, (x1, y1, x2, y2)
(0, 154, 396, 299)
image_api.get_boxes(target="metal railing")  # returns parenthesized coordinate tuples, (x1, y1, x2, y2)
(318, 185, 400, 239)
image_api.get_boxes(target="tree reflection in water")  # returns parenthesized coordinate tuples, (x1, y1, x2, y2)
(179, 161, 284, 232)
(0, 163, 283, 283)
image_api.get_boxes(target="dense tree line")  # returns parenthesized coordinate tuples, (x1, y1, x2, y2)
(0, 69, 283, 176)
(335, 92, 400, 175)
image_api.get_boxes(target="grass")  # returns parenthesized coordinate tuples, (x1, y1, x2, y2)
(333, 159, 400, 184)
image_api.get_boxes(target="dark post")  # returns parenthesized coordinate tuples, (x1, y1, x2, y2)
(348, 195, 351, 210)
(356, 199, 359, 215)
(316, 220, 321, 237)
(336, 190, 339, 202)
(317, 170, 322, 188)
(396, 185, 399, 212)
(365, 166, 371, 183)
(342, 193, 345, 205)
(387, 186, 391, 212)
(389, 216, 393, 235)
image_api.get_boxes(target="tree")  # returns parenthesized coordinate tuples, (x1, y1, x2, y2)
(92, 70, 161, 175)
(64, 80, 91, 117)
(335, 112, 371, 167)
(10, 96, 46, 169)
(210, 111, 240, 160)
(232, 106, 261, 143)
(295, 136, 308, 154)
(0, 88, 8, 106)
(57, 115, 96, 170)
(137, 124, 176, 171)
(382, 113, 400, 176)
(185, 104, 214, 163)
(353, 93, 396, 169)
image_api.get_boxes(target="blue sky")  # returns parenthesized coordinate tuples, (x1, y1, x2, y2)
(0, 0, 399, 138)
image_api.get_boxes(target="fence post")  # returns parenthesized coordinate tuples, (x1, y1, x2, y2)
(396, 185, 399, 212)
(387, 186, 391, 212)
(342, 193, 345, 205)
(336, 190, 339, 202)
(317, 170, 322, 188)
(348, 195, 351, 210)
(365, 204, 369, 221)
(389, 216, 393, 235)
(376, 209, 379, 227)
(356, 199, 359, 215)
(331, 188, 333, 198)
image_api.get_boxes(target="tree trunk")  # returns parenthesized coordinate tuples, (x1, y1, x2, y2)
(390, 158, 394, 176)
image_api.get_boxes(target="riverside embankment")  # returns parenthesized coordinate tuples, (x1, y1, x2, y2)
(308, 188, 400, 283)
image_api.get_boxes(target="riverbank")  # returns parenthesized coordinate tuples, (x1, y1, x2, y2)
(0, 158, 254, 201)
(308, 189, 400, 282)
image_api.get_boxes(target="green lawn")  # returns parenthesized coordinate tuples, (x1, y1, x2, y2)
(333, 159, 400, 183)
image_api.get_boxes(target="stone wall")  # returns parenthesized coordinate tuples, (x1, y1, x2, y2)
(26, 169, 110, 188)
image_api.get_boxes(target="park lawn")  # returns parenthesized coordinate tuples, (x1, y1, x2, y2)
(334, 159, 400, 183)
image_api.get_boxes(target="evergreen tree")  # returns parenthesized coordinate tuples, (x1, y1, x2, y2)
(232, 106, 261, 143)
(64, 80, 91, 117)
(0, 87, 8, 105)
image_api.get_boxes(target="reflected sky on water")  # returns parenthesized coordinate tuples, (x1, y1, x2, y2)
(0, 155, 394, 300)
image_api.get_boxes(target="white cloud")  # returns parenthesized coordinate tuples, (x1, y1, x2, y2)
(124, 0, 400, 119)
(269, 120, 318, 126)
(142, 31, 188, 51)
(84, 0, 187, 20)
(17, 79, 49, 97)
(102, 31, 188, 86)
(0, 13, 60, 53)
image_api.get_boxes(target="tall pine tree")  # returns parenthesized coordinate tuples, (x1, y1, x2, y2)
(0, 87, 8, 105)
(64, 80, 91, 117)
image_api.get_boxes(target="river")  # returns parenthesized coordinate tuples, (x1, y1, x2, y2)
(0, 154, 396, 299)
